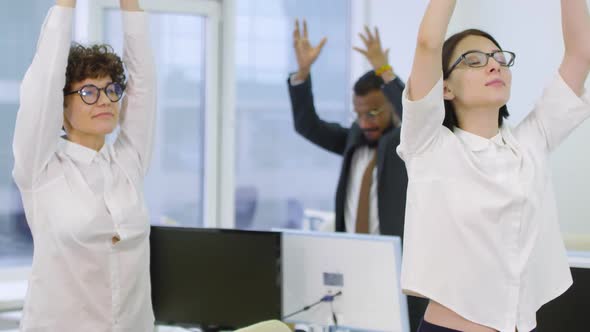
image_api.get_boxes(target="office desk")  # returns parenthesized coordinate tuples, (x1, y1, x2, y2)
(2, 252, 588, 331)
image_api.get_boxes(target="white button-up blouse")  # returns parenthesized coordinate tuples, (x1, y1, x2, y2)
(397, 75, 590, 332)
(12, 6, 157, 332)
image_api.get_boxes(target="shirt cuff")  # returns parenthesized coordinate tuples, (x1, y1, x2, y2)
(398, 77, 446, 158)
(402, 77, 445, 122)
(290, 73, 305, 86)
(548, 73, 590, 109)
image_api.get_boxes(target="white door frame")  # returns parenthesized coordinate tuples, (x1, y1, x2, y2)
(217, 0, 236, 228)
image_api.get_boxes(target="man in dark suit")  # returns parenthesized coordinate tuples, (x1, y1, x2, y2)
(287, 21, 426, 331)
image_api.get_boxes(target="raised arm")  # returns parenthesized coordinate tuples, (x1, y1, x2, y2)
(353, 25, 405, 122)
(515, 0, 590, 151)
(288, 19, 348, 155)
(12, 0, 75, 190)
(293, 19, 327, 82)
(407, 0, 456, 101)
(559, 0, 590, 96)
(114, 0, 157, 176)
(395, 1, 456, 158)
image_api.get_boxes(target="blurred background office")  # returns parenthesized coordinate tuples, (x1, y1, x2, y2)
(1, 0, 589, 283)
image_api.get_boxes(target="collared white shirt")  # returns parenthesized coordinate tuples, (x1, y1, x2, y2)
(344, 146, 380, 234)
(453, 127, 520, 183)
(66, 139, 112, 196)
(397, 75, 590, 332)
(12, 6, 157, 332)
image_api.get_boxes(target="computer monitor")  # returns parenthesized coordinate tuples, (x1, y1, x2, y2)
(281, 231, 409, 332)
(149, 226, 282, 331)
(536, 251, 590, 331)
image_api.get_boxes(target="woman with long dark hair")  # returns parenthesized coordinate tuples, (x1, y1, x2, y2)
(398, 1, 590, 331)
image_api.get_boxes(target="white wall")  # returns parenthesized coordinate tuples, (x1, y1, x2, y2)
(351, 0, 429, 82)
(360, 0, 590, 236)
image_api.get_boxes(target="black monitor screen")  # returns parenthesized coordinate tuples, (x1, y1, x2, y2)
(150, 226, 282, 330)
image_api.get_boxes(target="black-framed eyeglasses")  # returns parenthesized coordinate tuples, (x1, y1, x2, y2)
(64, 82, 125, 105)
(355, 107, 386, 122)
(445, 50, 516, 77)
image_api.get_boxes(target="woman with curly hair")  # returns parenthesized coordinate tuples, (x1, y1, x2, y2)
(12, 0, 156, 330)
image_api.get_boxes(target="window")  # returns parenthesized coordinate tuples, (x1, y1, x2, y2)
(1, 1, 222, 269)
(233, 0, 352, 230)
(99, 0, 221, 228)
(0, 0, 55, 268)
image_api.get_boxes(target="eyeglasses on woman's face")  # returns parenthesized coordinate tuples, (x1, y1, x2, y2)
(446, 50, 516, 77)
(64, 82, 124, 105)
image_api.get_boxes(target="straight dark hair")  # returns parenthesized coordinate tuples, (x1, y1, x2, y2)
(442, 29, 509, 131)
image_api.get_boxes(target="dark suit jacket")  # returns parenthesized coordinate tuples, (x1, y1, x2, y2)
(287, 74, 407, 238)
(288, 74, 428, 332)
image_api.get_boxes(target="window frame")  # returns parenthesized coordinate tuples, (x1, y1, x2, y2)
(87, 0, 223, 228)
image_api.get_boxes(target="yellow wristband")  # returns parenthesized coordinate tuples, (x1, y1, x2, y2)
(375, 64, 392, 76)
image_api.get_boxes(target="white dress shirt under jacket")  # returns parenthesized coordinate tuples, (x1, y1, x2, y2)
(12, 6, 157, 332)
(397, 75, 590, 332)
(344, 146, 380, 234)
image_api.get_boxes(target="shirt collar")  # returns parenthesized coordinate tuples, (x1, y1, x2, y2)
(454, 127, 505, 152)
(59, 137, 111, 165)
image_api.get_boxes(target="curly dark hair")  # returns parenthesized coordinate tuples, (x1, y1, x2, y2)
(63, 43, 126, 93)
